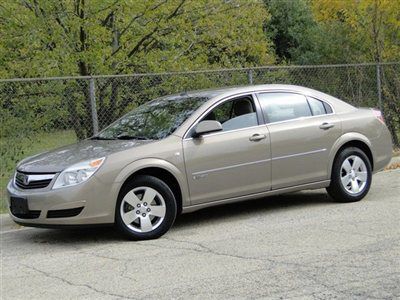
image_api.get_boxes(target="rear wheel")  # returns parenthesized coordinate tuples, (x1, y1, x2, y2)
(327, 147, 372, 202)
(115, 175, 177, 240)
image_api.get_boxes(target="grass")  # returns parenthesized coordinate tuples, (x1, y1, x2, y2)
(0, 130, 76, 212)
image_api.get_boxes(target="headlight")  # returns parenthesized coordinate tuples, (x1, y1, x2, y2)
(53, 157, 105, 189)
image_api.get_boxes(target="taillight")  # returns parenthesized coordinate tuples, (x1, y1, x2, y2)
(372, 109, 385, 124)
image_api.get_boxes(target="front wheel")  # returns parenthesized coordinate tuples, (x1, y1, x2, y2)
(327, 147, 372, 203)
(115, 175, 177, 240)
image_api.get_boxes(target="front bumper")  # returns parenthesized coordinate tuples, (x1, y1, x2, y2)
(6, 175, 118, 226)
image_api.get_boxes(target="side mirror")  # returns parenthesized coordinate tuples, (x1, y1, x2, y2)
(193, 120, 222, 138)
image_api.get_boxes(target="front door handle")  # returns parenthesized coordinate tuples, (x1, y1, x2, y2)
(319, 122, 335, 130)
(249, 133, 267, 142)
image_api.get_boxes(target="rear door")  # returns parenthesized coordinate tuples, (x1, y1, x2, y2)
(256, 92, 341, 189)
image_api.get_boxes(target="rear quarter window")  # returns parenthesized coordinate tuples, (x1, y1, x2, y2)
(323, 102, 333, 114)
(308, 97, 326, 116)
(307, 96, 333, 115)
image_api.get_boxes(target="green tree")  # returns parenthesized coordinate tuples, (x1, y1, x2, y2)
(311, 0, 400, 63)
(263, 0, 318, 63)
(0, 0, 274, 78)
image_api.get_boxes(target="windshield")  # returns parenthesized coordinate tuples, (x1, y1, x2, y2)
(95, 96, 208, 140)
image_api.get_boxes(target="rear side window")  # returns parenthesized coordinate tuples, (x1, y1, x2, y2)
(257, 92, 312, 123)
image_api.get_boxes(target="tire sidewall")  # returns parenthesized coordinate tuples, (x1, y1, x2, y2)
(115, 175, 177, 240)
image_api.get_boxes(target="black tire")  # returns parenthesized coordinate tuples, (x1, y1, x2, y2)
(327, 147, 372, 203)
(115, 175, 177, 240)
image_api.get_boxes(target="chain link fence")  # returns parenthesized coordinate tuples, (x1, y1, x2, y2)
(1, 62, 399, 210)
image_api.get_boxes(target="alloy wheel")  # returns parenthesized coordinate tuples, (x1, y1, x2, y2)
(340, 155, 368, 194)
(120, 186, 166, 233)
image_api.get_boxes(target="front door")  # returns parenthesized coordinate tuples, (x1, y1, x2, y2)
(183, 95, 271, 205)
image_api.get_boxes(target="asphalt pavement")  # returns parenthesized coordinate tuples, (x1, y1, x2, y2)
(1, 169, 399, 299)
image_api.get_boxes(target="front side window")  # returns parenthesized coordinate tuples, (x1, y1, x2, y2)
(96, 96, 208, 140)
(202, 96, 258, 132)
(257, 92, 312, 123)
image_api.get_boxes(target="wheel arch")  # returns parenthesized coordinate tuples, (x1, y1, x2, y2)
(328, 133, 374, 176)
(115, 159, 189, 215)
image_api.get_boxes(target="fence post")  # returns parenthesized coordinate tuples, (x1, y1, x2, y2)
(376, 63, 383, 112)
(89, 77, 99, 135)
(248, 69, 253, 85)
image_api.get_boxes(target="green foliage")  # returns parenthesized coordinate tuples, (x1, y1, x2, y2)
(263, 0, 400, 65)
(0, 0, 274, 78)
(263, 0, 317, 63)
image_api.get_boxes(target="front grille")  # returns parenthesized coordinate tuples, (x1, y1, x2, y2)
(15, 172, 55, 189)
(47, 207, 84, 218)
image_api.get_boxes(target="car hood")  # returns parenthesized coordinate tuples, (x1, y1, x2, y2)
(17, 139, 154, 173)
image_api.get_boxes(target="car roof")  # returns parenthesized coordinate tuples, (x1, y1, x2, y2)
(159, 87, 236, 100)
(162, 84, 344, 103)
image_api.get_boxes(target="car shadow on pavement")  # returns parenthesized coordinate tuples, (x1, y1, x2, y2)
(9, 191, 333, 245)
(173, 190, 333, 229)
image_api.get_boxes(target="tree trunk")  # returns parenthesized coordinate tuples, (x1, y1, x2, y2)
(74, 0, 93, 138)
(108, 12, 120, 127)
(64, 84, 85, 140)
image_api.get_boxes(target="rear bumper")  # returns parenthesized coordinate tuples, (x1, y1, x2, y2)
(371, 125, 393, 173)
(6, 175, 118, 226)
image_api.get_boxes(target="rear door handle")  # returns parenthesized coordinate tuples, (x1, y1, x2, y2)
(319, 122, 335, 130)
(249, 133, 267, 142)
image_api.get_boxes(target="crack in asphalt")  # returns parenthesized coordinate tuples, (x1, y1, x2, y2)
(11, 226, 399, 299)
(75, 232, 399, 298)
(162, 236, 275, 262)
(20, 263, 133, 300)
(13, 232, 399, 299)
(158, 236, 400, 299)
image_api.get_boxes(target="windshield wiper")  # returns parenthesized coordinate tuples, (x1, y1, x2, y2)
(91, 136, 116, 140)
(116, 134, 149, 140)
